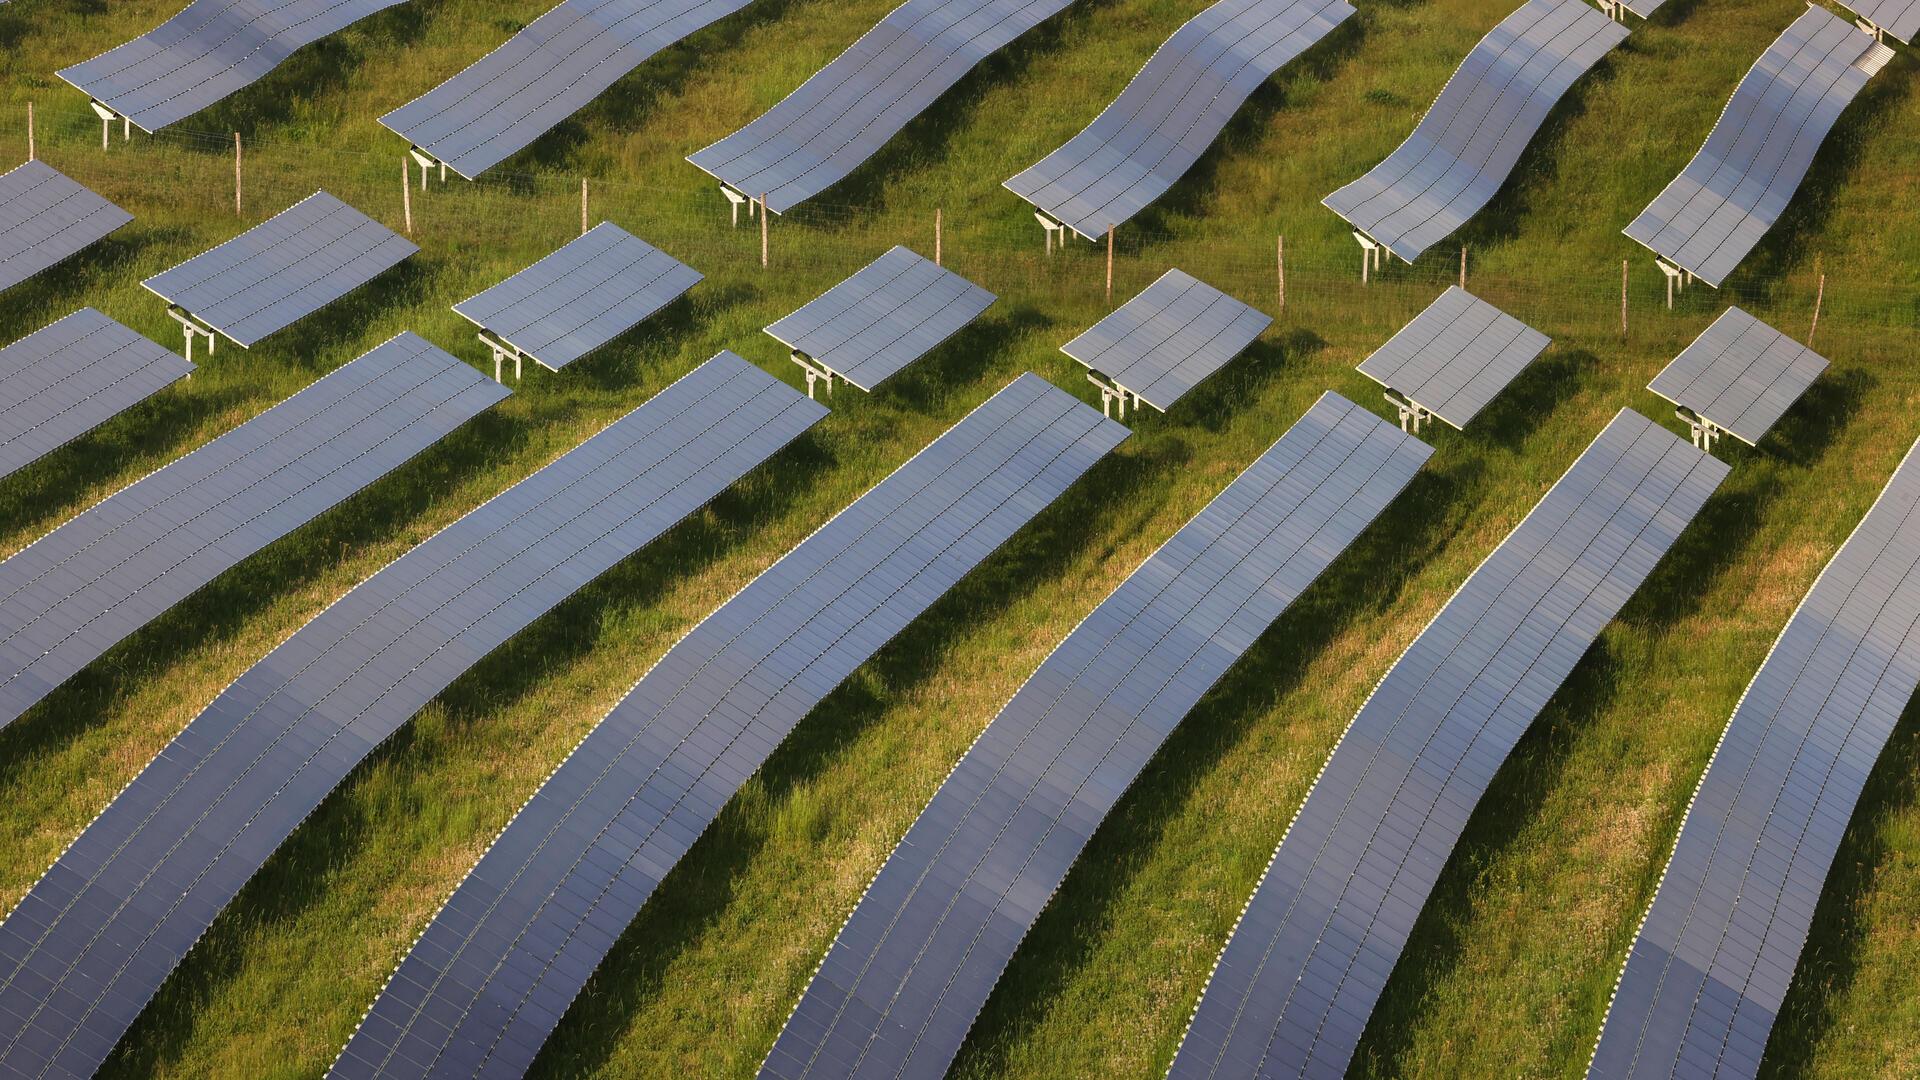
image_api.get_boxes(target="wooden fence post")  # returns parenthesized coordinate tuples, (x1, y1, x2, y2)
(1277, 235, 1285, 317)
(402, 157, 413, 236)
(234, 133, 242, 216)
(1620, 260, 1628, 339)
(760, 194, 769, 269)
(26, 103, 33, 161)
(1459, 245, 1467, 289)
(1106, 225, 1115, 307)
(1809, 268, 1826, 348)
(935, 208, 943, 267)
(581, 178, 589, 236)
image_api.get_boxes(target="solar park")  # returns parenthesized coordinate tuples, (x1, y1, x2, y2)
(3, 2, 1920, 1079)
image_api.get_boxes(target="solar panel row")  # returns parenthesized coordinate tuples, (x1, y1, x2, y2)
(0, 352, 822, 1080)
(1624, 8, 1889, 288)
(1168, 409, 1729, 1080)
(57, 0, 411, 132)
(382, 0, 756, 178)
(453, 221, 703, 375)
(333, 373, 1125, 1080)
(0, 333, 506, 734)
(1839, 0, 1920, 43)
(0, 309, 193, 483)
(687, 0, 1075, 213)
(0, 160, 133, 295)
(760, 392, 1432, 1080)
(1590, 436, 1920, 1080)
(1647, 307, 1827, 448)
(765, 245, 995, 394)
(1004, 0, 1355, 240)
(1355, 285, 1549, 432)
(1323, 0, 1627, 264)
(1061, 268, 1270, 415)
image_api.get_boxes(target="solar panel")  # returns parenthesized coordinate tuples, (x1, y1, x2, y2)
(687, 0, 1075, 213)
(1356, 285, 1549, 432)
(1648, 307, 1827, 449)
(1323, 0, 1627, 264)
(765, 245, 995, 396)
(1061, 268, 1270, 416)
(0, 160, 133, 294)
(142, 191, 418, 350)
(0, 333, 506, 734)
(56, 0, 411, 133)
(330, 373, 1126, 1080)
(0, 352, 822, 1080)
(760, 393, 1432, 1080)
(1839, 0, 1920, 43)
(0, 309, 193, 483)
(1590, 437, 1920, 1080)
(1168, 409, 1729, 1080)
(381, 0, 756, 178)
(1005, 0, 1354, 240)
(1623, 9, 1890, 288)
(453, 221, 703, 377)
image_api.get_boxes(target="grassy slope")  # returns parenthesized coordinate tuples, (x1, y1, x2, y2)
(0, 0, 1914, 1077)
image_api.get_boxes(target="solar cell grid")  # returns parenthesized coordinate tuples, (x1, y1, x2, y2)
(1322, 0, 1627, 264)
(1061, 268, 1270, 413)
(1840, 0, 1920, 42)
(765, 245, 995, 392)
(0, 160, 133, 295)
(1004, 0, 1355, 240)
(0, 309, 194, 483)
(758, 392, 1431, 1080)
(332, 373, 1126, 1080)
(0, 352, 821, 1080)
(1168, 409, 1729, 1080)
(1589, 437, 1920, 1080)
(1356, 286, 1549, 431)
(1648, 307, 1827, 447)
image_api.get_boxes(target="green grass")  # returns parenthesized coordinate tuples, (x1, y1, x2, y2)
(0, 0, 1916, 1077)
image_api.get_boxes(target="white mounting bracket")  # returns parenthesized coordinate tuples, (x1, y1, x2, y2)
(1035, 212, 1071, 256)
(478, 331, 523, 382)
(720, 185, 753, 227)
(89, 101, 129, 150)
(1086, 372, 1143, 420)
(167, 307, 217, 362)
(791, 351, 837, 400)
(1676, 406, 1725, 452)
(1384, 390, 1433, 434)
(1597, 0, 1626, 22)
(1353, 232, 1385, 284)
(1656, 258, 1690, 309)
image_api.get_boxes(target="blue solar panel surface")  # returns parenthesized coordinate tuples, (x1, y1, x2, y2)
(0, 160, 132, 295)
(1061, 268, 1270, 412)
(765, 245, 994, 391)
(0, 309, 193, 483)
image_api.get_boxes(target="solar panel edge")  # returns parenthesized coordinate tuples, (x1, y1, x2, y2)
(0, 310, 194, 483)
(0, 162, 133, 292)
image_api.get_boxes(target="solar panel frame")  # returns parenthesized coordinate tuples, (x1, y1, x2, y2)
(1003, 0, 1355, 240)
(0, 160, 133, 295)
(1166, 409, 1729, 1080)
(757, 392, 1432, 1080)
(142, 191, 418, 349)
(1647, 307, 1828, 448)
(0, 309, 194, 483)
(764, 245, 995, 392)
(1356, 286, 1550, 431)
(0, 352, 822, 1080)
(1061, 268, 1271, 413)
(1623, 9, 1886, 288)
(330, 373, 1126, 1080)
(1839, 0, 1920, 42)
(1322, 0, 1628, 264)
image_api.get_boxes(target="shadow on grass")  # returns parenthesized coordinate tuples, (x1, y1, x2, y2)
(1473, 347, 1590, 452)
(1165, 326, 1321, 437)
(882, 304, 1054, 417)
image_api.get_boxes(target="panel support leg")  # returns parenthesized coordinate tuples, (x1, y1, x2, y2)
(168, 307, 216, 361)
(792, 352, 835, 401)
(1386, 391, 1429, 434)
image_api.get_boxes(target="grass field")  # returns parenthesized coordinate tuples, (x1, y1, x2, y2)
(0, 0, 1916, 1077)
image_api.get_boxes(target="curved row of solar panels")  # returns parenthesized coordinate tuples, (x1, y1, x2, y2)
(1625, 7, 1891, 288)
(1005, 0, 1354, 240)
(1356, 285, 1549, 431)
(333, 374, 1126, 1080)
(1063, 269, 1270, 414)
(688, 0, 1075, 213)
(1589, 437, 1920, 1080)
(1841, 0, 1920, 43)
(144, 191, 417, 349)
(454, 221, 702, 373)
(760, 393, 1432, 1080)
(382, 0, 756, 178)
(0, 310, 192, 483)
(1168, 410, 1729, 1080)
(0, 334, 505, 733)
(1323, 0, 1626, 264)
(0, 160, 131, 295)
(767, 245, 995, 394)
(57, 0, 410, 132)
(1647, 307, 1827, 448)
(0, 354, 823, 1080)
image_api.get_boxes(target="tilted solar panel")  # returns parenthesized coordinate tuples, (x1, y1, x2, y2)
(760, 393, 1432, 1080)
(0, 352, 821, 1080)
(687, 0, 1075, 213)
(1624, 9, 1889, 288)
(143, 191, 418, 349)
(1648, 307, 1827, 448)
(1323, 0, 1627, 264)
(1839, 0, 1920, 43)
(1169, 409, 1729, 1080)
(0, 333, 505, 734)
(1356, 285, 1549, 431)
(0, 309, 193, 483)
(0, 160, 133, 294)
(765, 245, 995, 393)
(382, 0, 756, 178)
(57, 0, 411, 133)
(1062, 268, 1270, 414)
(1590, 437, 1920, 1080)
(331, 373, 1126, 1080)
(1006, 0, 1354, 240)
(453, 221, 703, 373)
